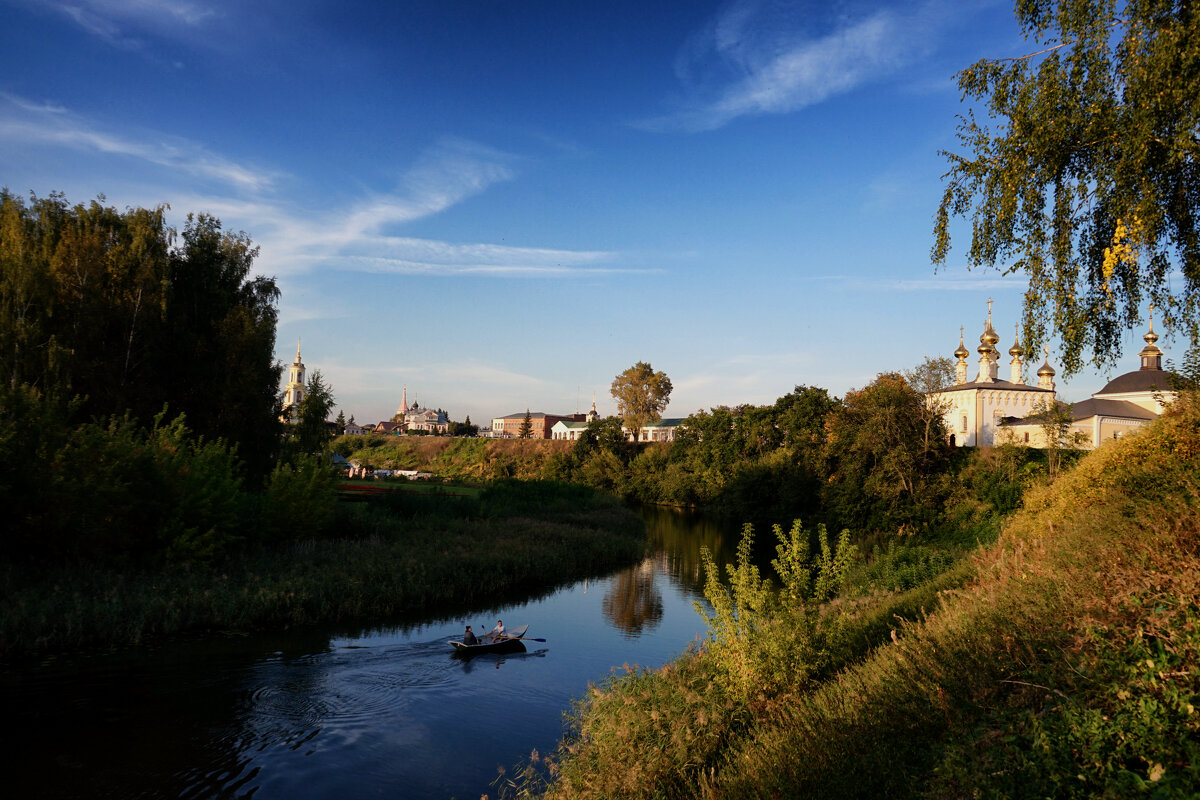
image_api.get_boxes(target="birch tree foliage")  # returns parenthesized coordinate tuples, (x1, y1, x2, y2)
(932, 0, 1200, 375)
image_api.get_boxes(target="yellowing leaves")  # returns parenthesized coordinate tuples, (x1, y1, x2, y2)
(1101, 216, 1145, 298)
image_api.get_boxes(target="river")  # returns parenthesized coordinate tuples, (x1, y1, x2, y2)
(2, 507, 742, 799)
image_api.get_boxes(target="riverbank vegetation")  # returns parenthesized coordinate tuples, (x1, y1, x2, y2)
(491, 392, 1200, 798)
(1, 479, 644, 662)
(0, 193, 647, 663)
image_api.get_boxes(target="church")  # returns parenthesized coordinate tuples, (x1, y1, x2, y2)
(391, 387, 449, 434)
(933, 303, 1176, 449)
(932, 302, 1056, 447)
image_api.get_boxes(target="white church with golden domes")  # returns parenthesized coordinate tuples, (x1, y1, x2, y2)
(933, 301, 1056, 447)
(934, 303, 1176, 449)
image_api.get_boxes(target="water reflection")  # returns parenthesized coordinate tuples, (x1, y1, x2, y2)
(602, 558, 664, 636)
(638, 505, 739, 596)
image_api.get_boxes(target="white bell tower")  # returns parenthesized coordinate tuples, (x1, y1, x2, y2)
(282, 340, 306, 419)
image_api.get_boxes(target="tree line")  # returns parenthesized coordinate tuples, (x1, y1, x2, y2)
(547, 373, 1058, 536)
(0, 191, 333, 565)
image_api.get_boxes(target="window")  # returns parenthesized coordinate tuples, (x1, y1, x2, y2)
(961, 415, 968, 433)
(1024, 432, 1029, 443)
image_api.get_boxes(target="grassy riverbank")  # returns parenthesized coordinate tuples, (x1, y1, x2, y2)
(0, 481, 645, 663)
(503, 397, 1200, 798)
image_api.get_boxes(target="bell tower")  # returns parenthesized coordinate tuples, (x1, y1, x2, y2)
(282, 340, 306, 419)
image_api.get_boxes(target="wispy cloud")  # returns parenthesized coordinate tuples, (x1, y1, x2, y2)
(641, 0, 948, 132)
(172, 140, 634, 280)
(28, 0, 217, 47)
(0, 93, 631, 281)
(0, 92, 277, 191)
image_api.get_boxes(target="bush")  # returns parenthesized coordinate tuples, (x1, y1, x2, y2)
(259, 456, 338, 542)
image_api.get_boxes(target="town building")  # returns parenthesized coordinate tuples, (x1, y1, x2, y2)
(492, 410, 587, 439)
(625, 418, 686, 442)
(405, 406, 449, 434)
(550, 398, 601, 440)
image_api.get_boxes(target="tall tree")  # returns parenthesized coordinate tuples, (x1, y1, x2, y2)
(933, 0, 1200, 374)
(0, 194, 282, 483)
(518, 409, 533, 439)
(160, 213, 282, 482)
(823, 373, 945, 531)
(904, 356, 956, 454)
(611, 361, 673, 440)
(290, 370, 335, 456)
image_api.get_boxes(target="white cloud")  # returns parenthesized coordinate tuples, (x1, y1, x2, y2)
(642, 0, 950, 132)
(0, 92, 278, 192)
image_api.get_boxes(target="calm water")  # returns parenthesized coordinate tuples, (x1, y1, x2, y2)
(2, 507, 740, 800)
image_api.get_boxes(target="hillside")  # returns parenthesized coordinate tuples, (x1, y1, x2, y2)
(528, 394, 1200, 798)
(332, 435, 569, 482)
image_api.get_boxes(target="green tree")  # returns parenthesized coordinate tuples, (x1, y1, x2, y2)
(823, 373, 945, 532)
(0, 194, 283, 484)
(611, 361, 673, 440)
(334, 409, 346, 435)
(1029, 397, 1088, 479)
(904, 356, 956, 454)
(518, 408, 533, 439)
(289, 370, 335, 456)
(933, 0, 1200, 374)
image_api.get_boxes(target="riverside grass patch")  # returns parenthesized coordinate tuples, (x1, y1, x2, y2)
(505, 395, 1200, 799)
(0, 481, 646, 661)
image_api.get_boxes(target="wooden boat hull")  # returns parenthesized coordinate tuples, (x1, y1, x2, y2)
(450, 624, 529, 656)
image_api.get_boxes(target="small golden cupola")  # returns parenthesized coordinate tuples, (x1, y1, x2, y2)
(954, 326, 970, 384)
(1037, 344, 1056, 390)
(1008, 325, 1025, 383)
(1139, 305, 1164, 371)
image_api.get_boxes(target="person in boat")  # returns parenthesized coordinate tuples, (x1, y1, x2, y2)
(462, 625, 478, 646)
(487, 620, 505, 642)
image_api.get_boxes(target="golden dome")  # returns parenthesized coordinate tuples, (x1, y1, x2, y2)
(954, 327, 969, 359)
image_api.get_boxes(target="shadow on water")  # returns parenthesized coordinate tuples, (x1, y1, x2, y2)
(454, 648, 550, 673)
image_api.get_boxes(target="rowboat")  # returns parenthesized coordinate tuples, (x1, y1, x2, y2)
(450, 624, 530, 656)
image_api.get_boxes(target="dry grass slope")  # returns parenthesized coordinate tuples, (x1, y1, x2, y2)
(531, 395, 1200, 799)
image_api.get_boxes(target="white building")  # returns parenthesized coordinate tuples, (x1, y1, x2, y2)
(625, 418, 686, 443)
(1000, 314, 1175, 448)
(933, 303, 1055, 447)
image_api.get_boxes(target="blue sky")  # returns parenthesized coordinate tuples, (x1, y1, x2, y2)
(0, 0, 1171, 425)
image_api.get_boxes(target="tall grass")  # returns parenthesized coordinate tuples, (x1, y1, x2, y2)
(507, 395, 1200, 799)
(0, 481, 645, 662)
